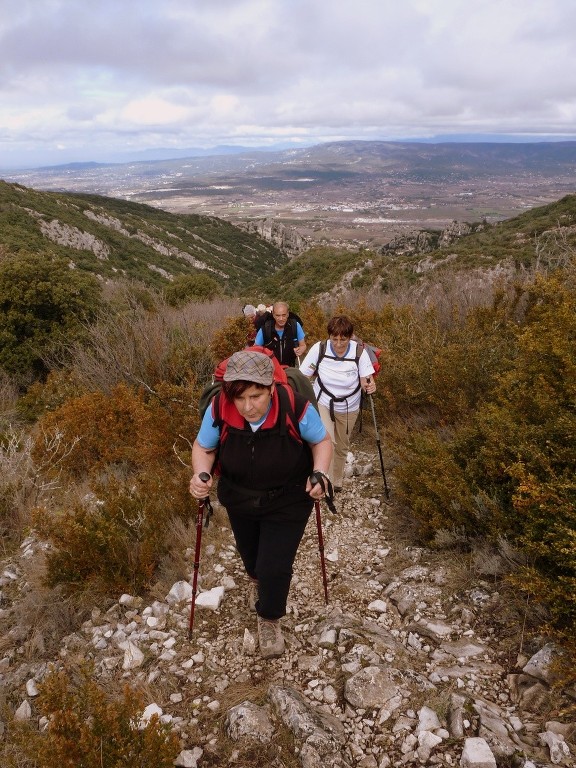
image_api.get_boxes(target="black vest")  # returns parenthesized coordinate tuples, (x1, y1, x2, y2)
(262, 318, 299, 367)
(216, 389, 313, 516)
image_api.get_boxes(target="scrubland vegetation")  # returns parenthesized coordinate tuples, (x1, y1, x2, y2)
(1, 192, 575, 762)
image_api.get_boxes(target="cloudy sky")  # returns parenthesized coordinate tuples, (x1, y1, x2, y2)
(1, 0, 575, 168)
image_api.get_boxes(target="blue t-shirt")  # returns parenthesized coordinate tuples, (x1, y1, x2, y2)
(254, 321, 305, 347)
(197, 396, 326, 450)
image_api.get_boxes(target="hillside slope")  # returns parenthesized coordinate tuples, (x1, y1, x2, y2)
(259, 194, 576, 303)
(0, 181, 285, 292)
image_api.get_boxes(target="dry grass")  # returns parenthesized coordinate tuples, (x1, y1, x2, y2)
(2, 548, 95, 660)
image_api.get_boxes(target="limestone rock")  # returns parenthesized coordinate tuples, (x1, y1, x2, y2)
(344, 666, 401, 709)
(460, 737, 497, 768)
(225, 701, 275, 743)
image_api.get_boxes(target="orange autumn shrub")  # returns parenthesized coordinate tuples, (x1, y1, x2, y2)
(11, 665, 180, 768)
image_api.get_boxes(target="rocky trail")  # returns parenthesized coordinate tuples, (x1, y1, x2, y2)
(1, 449, 574, 767)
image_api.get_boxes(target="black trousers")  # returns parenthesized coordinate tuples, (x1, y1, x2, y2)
(226, 509, 312, 621)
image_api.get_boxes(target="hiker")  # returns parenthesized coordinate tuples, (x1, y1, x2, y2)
(242, 304, 258, 346)
(253, 301, 306, 367)
(300, 315, 376, 492)
(189, 350, 332, 659)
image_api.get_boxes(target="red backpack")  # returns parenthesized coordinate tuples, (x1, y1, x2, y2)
(198, 346, 309, 446)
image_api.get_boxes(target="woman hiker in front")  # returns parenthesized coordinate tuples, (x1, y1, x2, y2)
(300, 315, 376, 492)
(189, 350, 332, 659)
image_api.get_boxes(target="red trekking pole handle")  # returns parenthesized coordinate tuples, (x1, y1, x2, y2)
(188, 472, 212, 640)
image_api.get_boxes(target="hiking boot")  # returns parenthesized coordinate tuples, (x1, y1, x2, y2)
(257, 616, 285, 659)
(248, 581, 258, 612)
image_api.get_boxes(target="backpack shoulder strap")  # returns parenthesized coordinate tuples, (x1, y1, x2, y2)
(262, 315, 275, 343)
(211, 391, 222, 429)
(276, 382, 303, 442)
(317, 340, 327, 369)
(314, 339, 361, 421)
(354, 340, 362, 368)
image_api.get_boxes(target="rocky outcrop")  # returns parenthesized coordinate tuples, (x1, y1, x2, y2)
(0, 451, 574, 766)
(238, 217, 308, 257)
(381, 220, 482, 258)
(36, 215, 111, 260)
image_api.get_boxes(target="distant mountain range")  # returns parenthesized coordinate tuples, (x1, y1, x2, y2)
(3, 134, 576, 171)
(7, 138, 576, 179)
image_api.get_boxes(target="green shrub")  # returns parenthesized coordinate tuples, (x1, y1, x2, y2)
(0, 252, 102, 382)
(164, 273, 221, 306)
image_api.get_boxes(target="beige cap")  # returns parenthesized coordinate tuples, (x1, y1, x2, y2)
(223, 351, 274, 386)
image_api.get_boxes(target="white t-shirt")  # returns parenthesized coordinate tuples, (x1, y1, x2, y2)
(300, 340, 375, 413)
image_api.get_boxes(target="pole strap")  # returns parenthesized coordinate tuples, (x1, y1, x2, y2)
(310, 471, 337, 513)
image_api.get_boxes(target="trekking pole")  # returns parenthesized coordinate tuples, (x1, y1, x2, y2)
(188, 472, 213, 640)
(310, 472, 336, 605)
(366, 379, 390, 499)
(314, 500, 329, 604)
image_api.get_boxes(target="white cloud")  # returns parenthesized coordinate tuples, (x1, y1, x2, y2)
(1, 0, 575, 167)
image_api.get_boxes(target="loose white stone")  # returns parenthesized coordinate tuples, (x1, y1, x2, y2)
(196, 586, 225, 610)
(138, 703, 163, 728)
(14, 700, 32, 721)
(367, 599, 387, 614)
(539, 730, 571, 764)
(417, 706, 442, 733)
(323, 684, 338, 704)
(26, 679, 39, 697)
(166, 580, 193, 604)
(119, 640, 145, 670)
(174, 748, 203, 768)
(119, 593, 141, 608)
(319, 628, 337, 646)
(417, 730, 443, 761)
(460, 736, 497, 768)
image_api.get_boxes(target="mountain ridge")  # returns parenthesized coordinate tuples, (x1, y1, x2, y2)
(0, 180, 285, 293)
(2, 179, 576, 304)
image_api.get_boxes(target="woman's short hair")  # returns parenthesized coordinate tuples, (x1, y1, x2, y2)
(222, 380, 271, 400)
(327, 315, 354, 338)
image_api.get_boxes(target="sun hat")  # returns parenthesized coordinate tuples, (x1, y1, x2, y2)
(223, 351, 274, 386)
